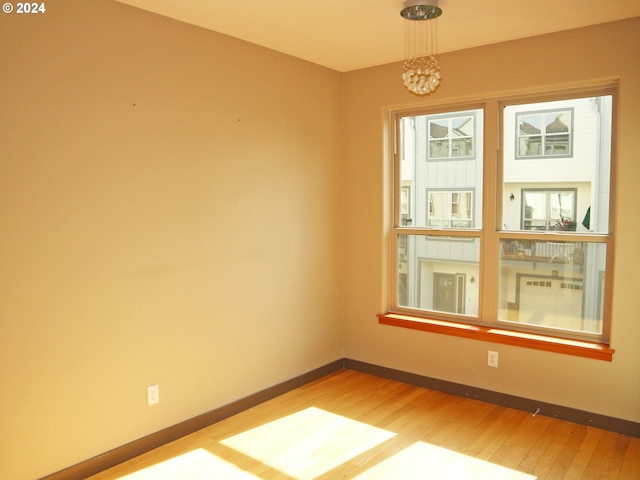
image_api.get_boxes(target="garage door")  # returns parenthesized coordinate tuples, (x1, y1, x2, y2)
(518, 277, 583, 331)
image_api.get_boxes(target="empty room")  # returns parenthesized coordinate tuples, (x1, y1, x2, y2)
(1, 1, 639, 479)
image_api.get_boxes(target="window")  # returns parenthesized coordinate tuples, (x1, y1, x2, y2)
(516, 109, 573, 158)
(388, 88, 615, 349)
(521, 189, 576, 231)
(428, 191, 473, 228)
(428, 114, 475, 159)
(400, 186, 412, 226)
(394, 108, 483, 316)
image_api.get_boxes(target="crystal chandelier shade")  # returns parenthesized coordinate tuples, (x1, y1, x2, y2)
(400, 0, 442, 96)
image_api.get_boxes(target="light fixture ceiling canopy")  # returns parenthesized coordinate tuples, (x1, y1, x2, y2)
(400, 0, 442, 21)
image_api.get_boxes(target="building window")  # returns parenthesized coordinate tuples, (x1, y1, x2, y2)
(400, 186, 412, 226)
(428, 114, 475, 160)
(391, 89, 615, 344)
(521, 189, 576, 231)
(428, 190, 473, 228)
(516, 109, 573, 158)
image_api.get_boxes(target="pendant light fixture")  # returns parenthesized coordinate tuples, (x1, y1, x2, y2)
(400, 0, 442, 95)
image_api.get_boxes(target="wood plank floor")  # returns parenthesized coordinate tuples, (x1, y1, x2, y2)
(89, 370, 640, 480)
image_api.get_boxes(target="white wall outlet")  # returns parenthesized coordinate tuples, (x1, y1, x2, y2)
(147, 384, 160, 406)
(488, 350, 499, 368)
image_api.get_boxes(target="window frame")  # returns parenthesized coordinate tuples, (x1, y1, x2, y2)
(520, 188, 577, 231)
(383, 85, 617, 359)
(515, 108, 574, 159)
(427, 112, 477, 161)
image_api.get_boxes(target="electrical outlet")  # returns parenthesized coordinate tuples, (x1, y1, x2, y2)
(488, 351, 499, 368)
(147, 384, 159, 406)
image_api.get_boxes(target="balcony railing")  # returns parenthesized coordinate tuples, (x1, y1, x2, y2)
(501, 240, 583, 266)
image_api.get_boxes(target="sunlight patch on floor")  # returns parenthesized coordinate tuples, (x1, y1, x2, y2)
(352, 441, 537, 480)
(220, 406, 396, 479)
(116, 448, 260, 480)
(110, 408, 538, 480)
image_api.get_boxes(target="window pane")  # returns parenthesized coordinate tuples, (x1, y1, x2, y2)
(430, 119, 449, 138)
(499, 239, 606, 336)
(545, 134, 570, 155)
(400, 109, 483, 229)
(503, 96, 612, 234)
(452, 138, 473, 157)
(520, 115, 541, 132)
(429, 140, 448, 158)
(546, 111, 571, 134)
(522, 189, 576, 230)
(398, 235, 480, 316)
(518, 135, 541, 156)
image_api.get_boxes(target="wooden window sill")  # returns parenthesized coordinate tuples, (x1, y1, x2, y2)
(378, 313, 614, 361)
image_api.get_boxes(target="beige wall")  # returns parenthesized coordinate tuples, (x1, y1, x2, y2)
(343, 18, 640, 424)
(0, 1, 343, 478)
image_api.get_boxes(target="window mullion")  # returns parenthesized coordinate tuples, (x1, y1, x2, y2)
(479, 100, 501, 325)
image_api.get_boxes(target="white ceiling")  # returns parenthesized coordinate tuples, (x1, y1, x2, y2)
(114, 0, 640, 72)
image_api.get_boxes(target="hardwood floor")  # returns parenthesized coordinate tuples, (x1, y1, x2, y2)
(89, 370, 640, 480)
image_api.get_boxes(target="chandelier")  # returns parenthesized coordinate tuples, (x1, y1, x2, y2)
(400, 0, 442, 96)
